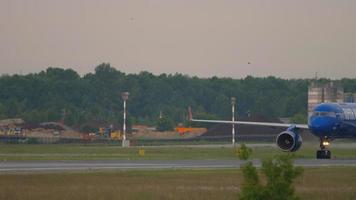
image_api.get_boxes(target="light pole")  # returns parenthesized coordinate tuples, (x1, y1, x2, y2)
(121, 92, 129, 147)
(231, 97, 236, 146)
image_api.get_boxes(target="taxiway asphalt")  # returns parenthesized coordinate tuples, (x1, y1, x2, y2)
(1, 159, 356, 172)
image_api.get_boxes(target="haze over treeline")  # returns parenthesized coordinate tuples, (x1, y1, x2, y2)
(1, 63, 356, 130)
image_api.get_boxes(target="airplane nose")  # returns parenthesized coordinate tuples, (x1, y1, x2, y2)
(310, 117, 333, 134)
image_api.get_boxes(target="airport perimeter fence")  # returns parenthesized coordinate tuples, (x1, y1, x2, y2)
(0, 135, 276, 146)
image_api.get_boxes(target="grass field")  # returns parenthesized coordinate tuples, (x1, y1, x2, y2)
(0, 167, 355, 200)
(0, 142, 356, 161)
(1, 143, 356, 199)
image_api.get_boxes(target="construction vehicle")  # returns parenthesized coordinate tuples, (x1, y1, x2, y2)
(110, 130, 122, 140)
(175, 127, 194, 135)
(176, 127, 208, 135)
(92, 126, 123, 140)
(82, 132, 96, 142)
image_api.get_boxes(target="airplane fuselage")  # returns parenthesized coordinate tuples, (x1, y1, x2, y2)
(308, 103, 356, 139)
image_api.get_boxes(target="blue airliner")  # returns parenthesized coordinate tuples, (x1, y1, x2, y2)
(189, 102, 356, 159)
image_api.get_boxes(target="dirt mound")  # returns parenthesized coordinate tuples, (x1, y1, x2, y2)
(0, 118, 24, 126)
(131, 128, 207, 139)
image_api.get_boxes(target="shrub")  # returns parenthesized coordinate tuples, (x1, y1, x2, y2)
(239, 154, 303, 200)
(236, 144, 252, 160)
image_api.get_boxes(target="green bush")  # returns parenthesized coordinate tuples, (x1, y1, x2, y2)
(239, 154, 303, 200)
(156, 117, 175, 131)
(236, 144, 252, 160)
(239, 162, 264, 200)
(290, 113, 307, 124)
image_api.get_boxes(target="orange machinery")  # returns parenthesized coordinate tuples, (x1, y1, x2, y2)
(175, 127, 193, 135)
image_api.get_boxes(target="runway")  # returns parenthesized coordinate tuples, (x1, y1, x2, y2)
(1, 159, 356, 172)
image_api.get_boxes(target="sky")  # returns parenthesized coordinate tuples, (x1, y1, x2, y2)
(1, 0, 356, 79)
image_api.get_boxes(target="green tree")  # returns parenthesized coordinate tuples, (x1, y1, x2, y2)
(236, 144, 253, 160)
(290, 113, 308, 124)
(0, 102, 5, 119)
(239, 154, 303, 200)
(156, 117, 175, 131)
(0, 65, 355, 129)
(239, 162, 264, 200)
(262, 155, 303, 200)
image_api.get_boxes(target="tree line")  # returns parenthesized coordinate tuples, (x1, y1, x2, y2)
(0, 63, 355, 131)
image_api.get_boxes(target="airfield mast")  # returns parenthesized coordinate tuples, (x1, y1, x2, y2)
(231, 97, 236, 146)
(121, 92, 130, 147)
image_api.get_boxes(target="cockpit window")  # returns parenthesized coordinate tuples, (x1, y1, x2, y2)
(353, 109, 356, 119)
(313, 111, 336, 117)
(342, 108, 356, 120)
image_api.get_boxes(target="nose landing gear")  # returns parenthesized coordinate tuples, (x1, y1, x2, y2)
(316, 137, 331, 159)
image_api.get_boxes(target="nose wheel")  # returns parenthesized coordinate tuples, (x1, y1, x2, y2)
(316, 137, 331, 159)
(316, 150, 331, 159)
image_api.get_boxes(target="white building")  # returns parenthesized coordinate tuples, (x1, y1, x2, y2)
(308, 81, 344, 118)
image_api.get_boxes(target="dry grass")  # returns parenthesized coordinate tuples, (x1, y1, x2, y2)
(0, 167, 355, 200)
(296, 167, 356, 200)
(0, 170, 238, 200)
